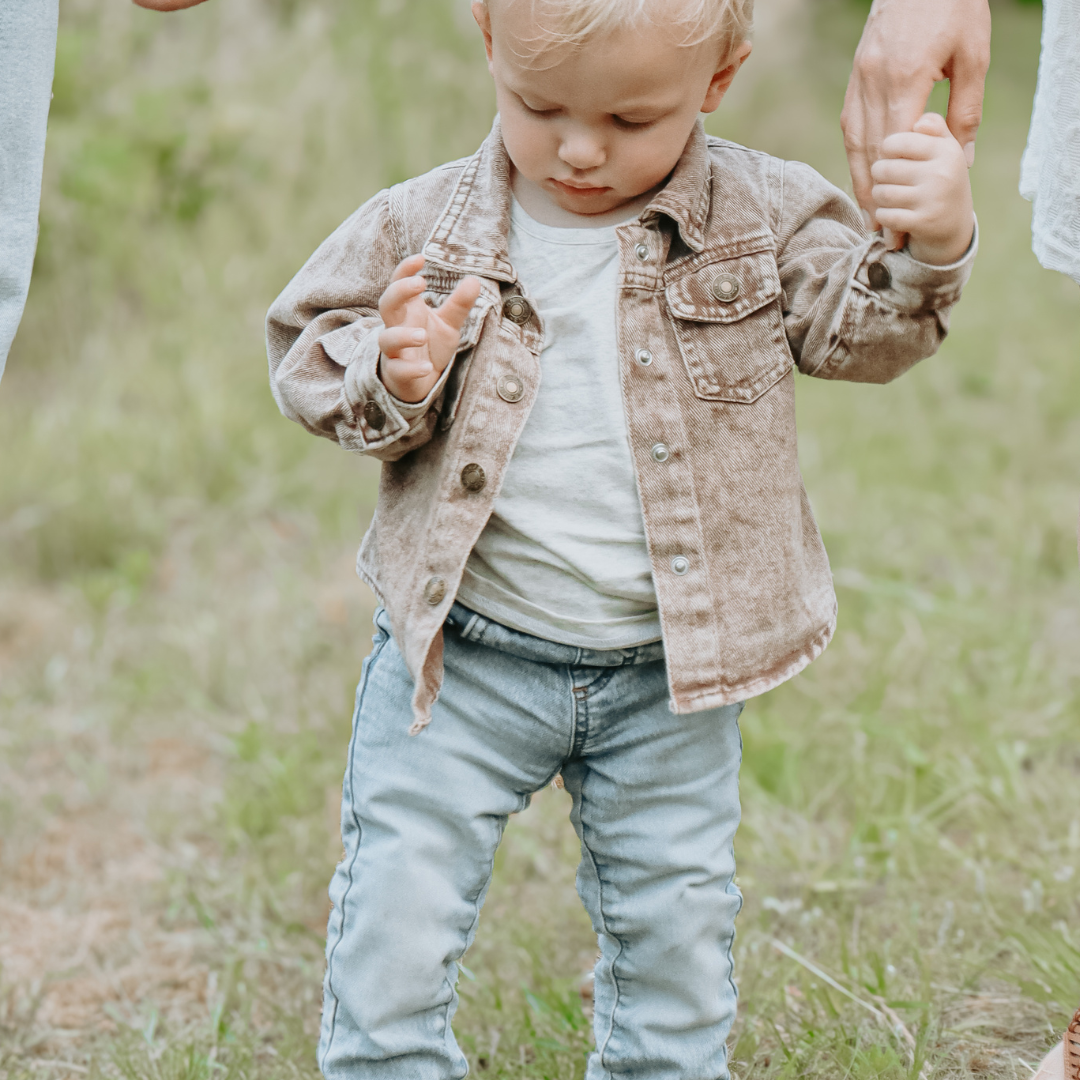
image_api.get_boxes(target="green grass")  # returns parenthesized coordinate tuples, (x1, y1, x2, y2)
(1, 1, 1078, 1078)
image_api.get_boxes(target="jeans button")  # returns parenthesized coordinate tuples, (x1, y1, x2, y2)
(424, 576, 447, 605)
(650, 443, 670, 463)
(635, 243, 650, 262)
(635, 348, 653, 366)
(670, 555, 690, 576)
(460, 463, 486, 492)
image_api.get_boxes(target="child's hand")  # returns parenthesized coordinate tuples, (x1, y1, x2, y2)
(377, 254, 482, 404)
(870, 112, 974, 265)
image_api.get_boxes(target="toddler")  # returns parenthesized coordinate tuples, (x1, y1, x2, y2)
(267, 1, 976, 1077)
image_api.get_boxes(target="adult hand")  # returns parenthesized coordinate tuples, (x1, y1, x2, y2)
(842, 0, 991, 241)
(132, 0, 211, 10)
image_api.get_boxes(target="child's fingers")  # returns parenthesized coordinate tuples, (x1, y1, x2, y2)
(879, 130, 939, 161)
(388, 253, 426, 281)
(384, 356, 435, 380)
(912, 111, 950, 137)
(380, 356, 437, 400)
(434, 276, 483, 333)
(378, 275, 427, 326)
(869, 157, 921, 186)
(874, 206, 920, 234)
(871, 183, 920, 210)
(379, 325, 428, 358)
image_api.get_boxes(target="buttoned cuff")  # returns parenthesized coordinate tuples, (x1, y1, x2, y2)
(341, 330, 455, 452)
(384, 365, 454, 420)
(857, 216, 978, 312)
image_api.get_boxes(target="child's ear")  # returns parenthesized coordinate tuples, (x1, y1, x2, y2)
(701, 40, 752, 113)
(472, 1, 496, 73)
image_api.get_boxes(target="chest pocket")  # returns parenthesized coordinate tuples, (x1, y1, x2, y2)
(665, 249, 790, 403)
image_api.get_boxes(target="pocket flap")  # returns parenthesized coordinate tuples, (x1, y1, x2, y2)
(665, 249, 780, 324)
(422, 273, 492, 352)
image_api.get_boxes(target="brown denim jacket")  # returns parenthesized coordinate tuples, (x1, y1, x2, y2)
(267, 119, 975, 733)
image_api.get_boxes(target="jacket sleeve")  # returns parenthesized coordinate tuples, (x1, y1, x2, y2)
(776, 158, 977, 384)
(265, 189, 456, 462)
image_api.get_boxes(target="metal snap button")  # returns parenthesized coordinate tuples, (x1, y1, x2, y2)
(460, 463, 486, 492)
(670, 555, 690, 576)
(635, 243, 650, 262)
(635, 348, 653, 367)
(363, 399, 387, 431)
(503, 296, 531, 325)
(712, 274, 740, 302)
(867, 261, 892, 291)
(650, 443, 670, 463)
(424, 576, 447, 605)
(497, 373, 524, 403)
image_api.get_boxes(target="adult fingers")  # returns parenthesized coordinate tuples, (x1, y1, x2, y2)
(943, 9, 990, 166)
(881, 227, 903, 252)
(842, 51, 935, 212)
(378, 325, 428, 359)
(841, 82, 876, 215)
(434, 276, 482, 333)
(378, 275, 426, 326)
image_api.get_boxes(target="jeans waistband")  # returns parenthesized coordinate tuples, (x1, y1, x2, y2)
(446, 602, 666, 669)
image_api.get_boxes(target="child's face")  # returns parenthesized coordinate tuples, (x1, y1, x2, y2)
(473, 1, 750, 219)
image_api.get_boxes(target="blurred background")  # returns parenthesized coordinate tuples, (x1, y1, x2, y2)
(1, 0, 1078, 1077)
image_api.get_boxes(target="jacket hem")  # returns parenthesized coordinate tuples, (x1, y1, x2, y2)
(667, 608, 837, 714)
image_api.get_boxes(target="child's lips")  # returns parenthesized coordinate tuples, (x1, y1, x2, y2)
(551, 179, 610, 197)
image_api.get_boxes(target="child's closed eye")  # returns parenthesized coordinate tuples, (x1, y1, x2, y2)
(611, 115, 658, 131)
(517, 94, 561, 118)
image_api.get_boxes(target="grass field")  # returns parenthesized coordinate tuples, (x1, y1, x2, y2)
(1, 1, 1079, 1078)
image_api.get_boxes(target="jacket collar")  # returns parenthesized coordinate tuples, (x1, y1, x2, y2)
(422, 117, 712, 278)
(641, 120, 711, 254)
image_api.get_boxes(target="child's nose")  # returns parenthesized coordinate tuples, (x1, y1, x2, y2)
(558, 129, 606, 172)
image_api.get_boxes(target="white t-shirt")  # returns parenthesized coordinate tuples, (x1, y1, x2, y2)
(456, 199, 662, 648)
(1020, 0, 1080, 284)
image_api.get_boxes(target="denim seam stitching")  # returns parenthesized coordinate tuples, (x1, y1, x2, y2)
(580, 798, 625, 1075)
(725, 844, 743, 1005)
(567, 667, 580, 760)
(441, 818, 510, 1080)
(319, 631, 390, 1073)
(726, 713, 745, 1007)
(570, 672, 590, 759)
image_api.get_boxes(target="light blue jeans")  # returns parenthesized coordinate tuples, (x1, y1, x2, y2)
(320, 605, 744, 1080)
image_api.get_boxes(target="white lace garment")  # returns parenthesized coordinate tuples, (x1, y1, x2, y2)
(1020, 0, 1080, 284)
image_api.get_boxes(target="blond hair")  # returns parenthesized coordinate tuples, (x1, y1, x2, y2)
(483, 0, 753, 56)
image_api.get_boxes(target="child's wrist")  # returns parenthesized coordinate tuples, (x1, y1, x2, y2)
(905, 219, 975, 266)
(378, 357, 436, 406)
